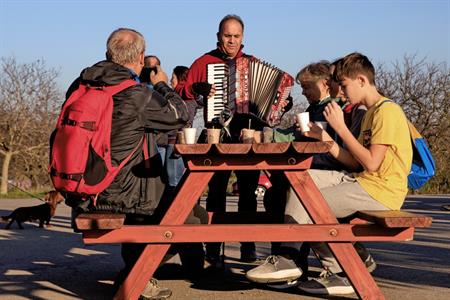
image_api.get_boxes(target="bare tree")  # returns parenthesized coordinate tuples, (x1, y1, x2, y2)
(377, 55, 450, 193)
(0, 57, 61, 194)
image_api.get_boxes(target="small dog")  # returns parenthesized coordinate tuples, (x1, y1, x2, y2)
(1, 191, 65, 229)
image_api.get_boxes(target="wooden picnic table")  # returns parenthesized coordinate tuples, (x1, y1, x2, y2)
(76, 141, 432, 300)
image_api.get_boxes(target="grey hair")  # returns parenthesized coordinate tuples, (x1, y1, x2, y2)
(106, 28, 145, 65)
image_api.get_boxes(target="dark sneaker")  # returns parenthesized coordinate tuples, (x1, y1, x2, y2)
(354, 242, 377, 273)
(205, 253, 224, 269)
(140, 278, 172, 300)
(246, 255, 302, 283)
(297, 271, 355, 295)
(364, 253, 377, 273)
(240, 242, 257, 263)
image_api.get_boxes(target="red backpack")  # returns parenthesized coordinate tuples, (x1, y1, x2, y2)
(49, 79, 142, 200)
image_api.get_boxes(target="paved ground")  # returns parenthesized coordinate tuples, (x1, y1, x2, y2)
(0, 195, 449, 300)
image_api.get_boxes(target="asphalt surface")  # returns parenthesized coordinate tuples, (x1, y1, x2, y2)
(0, 195, 449, 300)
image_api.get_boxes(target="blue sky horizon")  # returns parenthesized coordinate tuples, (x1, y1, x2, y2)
(1, 0, 449, 102)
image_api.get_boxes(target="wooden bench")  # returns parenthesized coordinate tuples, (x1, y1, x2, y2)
(75, 210, 432, 233)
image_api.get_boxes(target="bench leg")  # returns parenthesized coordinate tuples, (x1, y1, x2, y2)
(329, 242, 385, 300)
(114, 244, 170, 300)
(285, 171, 385, 300)
(114, 171, 214, 300)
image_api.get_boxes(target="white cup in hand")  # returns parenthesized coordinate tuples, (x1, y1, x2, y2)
(296, 112, 310, 132)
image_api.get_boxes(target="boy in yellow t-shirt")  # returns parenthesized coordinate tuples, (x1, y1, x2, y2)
(246, 52, 412, 295)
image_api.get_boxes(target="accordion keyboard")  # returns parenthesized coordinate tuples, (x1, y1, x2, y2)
(206, 63, 229, 123)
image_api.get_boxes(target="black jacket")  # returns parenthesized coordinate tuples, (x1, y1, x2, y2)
(65, 60, 188, 215)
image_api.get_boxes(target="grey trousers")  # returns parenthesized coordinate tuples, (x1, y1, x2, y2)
(282, 169, 389, 273)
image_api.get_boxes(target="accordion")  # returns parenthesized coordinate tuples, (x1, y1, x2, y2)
(206, 56, 294, 127)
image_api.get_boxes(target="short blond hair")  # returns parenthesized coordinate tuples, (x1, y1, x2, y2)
(296, 61, 331, 84)
(106, 28, 145, 65)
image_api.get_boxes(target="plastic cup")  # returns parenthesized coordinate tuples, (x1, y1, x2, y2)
(314, 121, 328, 130)
(207, 128, 221, 144)
(183, 128, 197, 144)
(296, 112, 310, 132)
(242, 128, 255, 144)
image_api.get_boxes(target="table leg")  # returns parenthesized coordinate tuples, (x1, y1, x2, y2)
(285, 170, 384, 300)
(114, 171, 214, 300)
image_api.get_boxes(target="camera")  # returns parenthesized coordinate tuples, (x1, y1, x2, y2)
(139, 67, 158, 83)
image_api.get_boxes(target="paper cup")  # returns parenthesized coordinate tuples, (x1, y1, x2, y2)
(296, 112, 310, 132)
(314, 121, 328, 130)
(176, 131, 185, 144)
(183, 128, 197, 144)
(207, 128, 221, 144)
(242, 128, 255, 144)
(253, 131, 263, 144)
(263, 127, 274, 143)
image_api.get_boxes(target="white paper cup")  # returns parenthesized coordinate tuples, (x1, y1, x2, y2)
(296, 112, 310, 132)
(183, 128, 197, 144)
(314, 121, 328, 130)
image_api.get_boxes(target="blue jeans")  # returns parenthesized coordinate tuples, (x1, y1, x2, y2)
(159, 144, 185, 187)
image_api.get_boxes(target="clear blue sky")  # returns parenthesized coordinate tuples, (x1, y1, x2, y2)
(1, 0, 449, 100)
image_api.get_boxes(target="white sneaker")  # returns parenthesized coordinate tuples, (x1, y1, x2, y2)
(246, 255, 302, 284)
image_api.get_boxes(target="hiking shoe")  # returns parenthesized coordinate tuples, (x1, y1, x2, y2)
(140, 278, 172, 300)
(246, 255, 302, 283)
(297, 271, 355, 295)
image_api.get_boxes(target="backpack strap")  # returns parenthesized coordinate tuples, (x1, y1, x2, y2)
(102, 79, 137, 95)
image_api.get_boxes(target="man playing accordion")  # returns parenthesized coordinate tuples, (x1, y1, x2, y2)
(176, 14, 293, 267)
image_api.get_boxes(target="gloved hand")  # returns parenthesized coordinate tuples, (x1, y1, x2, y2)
(192, 82, 212, 98)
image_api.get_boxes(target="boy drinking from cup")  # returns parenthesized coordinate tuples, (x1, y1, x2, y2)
(247, 52, 413, 295)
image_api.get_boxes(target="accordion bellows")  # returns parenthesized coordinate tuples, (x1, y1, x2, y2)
(207, 56, 294, 127)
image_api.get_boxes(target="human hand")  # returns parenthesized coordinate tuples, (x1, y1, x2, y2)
(279, 95, 293, 112)
(207, 84, 216, 99)
(150, 65, 168, 85)
(323, 101, 345, 134)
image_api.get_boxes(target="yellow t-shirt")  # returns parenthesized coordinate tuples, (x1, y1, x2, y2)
(354, 98, 412, 210)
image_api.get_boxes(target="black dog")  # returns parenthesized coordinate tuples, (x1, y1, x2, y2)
(1, 191, 64, 229)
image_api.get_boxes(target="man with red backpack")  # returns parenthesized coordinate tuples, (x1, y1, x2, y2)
(58, 28, 189, 299)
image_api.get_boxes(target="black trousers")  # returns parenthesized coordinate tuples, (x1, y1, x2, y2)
(205, 170, 260, 256)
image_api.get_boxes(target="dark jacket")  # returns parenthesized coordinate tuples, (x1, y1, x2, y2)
(65, 60, 188, 215)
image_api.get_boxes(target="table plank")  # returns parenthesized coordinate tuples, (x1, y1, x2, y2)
(252, 142, 290, 154)
(291, 141, 333, 153)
